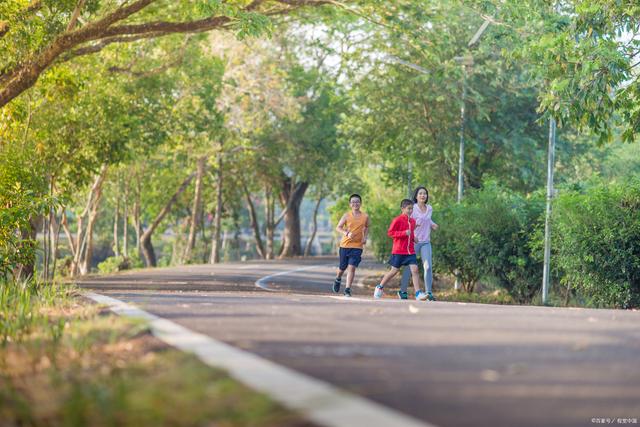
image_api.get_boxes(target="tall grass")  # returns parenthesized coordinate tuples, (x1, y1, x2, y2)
(0, 278, 73, 345)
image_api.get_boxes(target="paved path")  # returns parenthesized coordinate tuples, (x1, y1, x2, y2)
(78, 258, 640, 427)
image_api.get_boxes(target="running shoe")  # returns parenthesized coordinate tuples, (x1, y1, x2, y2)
(415, 290, 428, 301)
(332, 278, 341, 293)
(427, 291, 436, 301)
(397, 290, 408, 300)
(373, 285, 384, 299)
(344, 287, 352, 297)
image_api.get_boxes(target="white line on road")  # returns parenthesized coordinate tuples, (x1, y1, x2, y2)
(255, 264, 330, 291)
(85, 291, 436, 427)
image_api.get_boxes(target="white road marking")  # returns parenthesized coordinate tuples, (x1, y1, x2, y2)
(255, 265, 330, 291)
(85, 291, 436, 427)
(326, 295, 370, 302)
(255, 264, 414, 303)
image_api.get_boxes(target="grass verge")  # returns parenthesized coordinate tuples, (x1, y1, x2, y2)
(0, 279, 312, 427)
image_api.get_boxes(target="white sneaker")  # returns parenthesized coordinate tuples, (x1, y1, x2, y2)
(373, 285, 384, 299)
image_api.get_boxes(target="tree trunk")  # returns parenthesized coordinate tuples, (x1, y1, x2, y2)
(304, 194, 323, 256)
(81, 172, 107, 275)
(113, 180, 120, 257)
(139, 170, 197, 267)
(140, 232, 156, 266)
(183, 155, 207, 263)
(243, 183, 265, 259)
(134, 172, 141, 254)
(279, 178, 309, 258)
(42, 205, 49, 280)
(123, 181, 128, 257)
(66, 165, 108, 277)
(15, 218, 38, 280)
(210, 152, 223, 264)
(200, 212, 208, 263)
(50, 206, 63, 281)
(265, 186, 275, 260)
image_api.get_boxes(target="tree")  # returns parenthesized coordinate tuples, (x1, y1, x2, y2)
(501, 0, 640, 143)
(0, 0, 343, 109)
(336, 0, 601, 197)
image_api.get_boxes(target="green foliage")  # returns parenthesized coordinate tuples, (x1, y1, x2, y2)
(365, 201, 397, 262)
(0, 142, 54, 277)
(552, 180, 640, 308)
(505, 0, 640, 143)
(433, 182, 544, 301)
(97, 254, 144, 274)
(337, 0, 579, 196)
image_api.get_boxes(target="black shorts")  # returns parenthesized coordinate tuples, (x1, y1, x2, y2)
(339, 247, 363, 270)
(388, 254, 417, 269)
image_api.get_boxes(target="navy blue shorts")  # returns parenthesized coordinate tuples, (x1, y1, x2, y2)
(388, 254, 417, 269)
(339, 247, 363, 270)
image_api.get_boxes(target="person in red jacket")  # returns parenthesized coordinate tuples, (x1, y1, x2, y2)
(373, 199, 428, 301)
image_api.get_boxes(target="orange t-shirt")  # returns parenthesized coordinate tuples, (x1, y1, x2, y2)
(339, 211, 369, 249)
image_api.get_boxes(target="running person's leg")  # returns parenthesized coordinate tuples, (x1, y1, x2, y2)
(375, 266, 400, 298)
(399, 268, 410, 293)
(333, 248, 349, 293)
(410, 263, 428, 300)
(420, 243, 434, 299)
(375, 254, 403, 298)
(343, 248, 362, 296)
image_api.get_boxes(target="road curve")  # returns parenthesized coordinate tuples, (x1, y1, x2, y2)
(77, 258, 640, 427)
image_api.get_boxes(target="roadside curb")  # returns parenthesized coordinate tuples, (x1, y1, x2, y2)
(84, 291, 437, 427)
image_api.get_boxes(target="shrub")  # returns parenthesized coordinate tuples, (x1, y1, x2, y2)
(0, 145, 53, 278)
(365, 200, 396, 262)
(433, 182, 544, 301)
(97, 253, 144, 274)
(552, 180, 640, 308)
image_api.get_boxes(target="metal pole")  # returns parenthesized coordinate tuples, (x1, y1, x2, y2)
(407, 159, 413, 198)
(542, 117, 556, 305)
(454, 65, 467, 291)
(457, 65, 467, 203)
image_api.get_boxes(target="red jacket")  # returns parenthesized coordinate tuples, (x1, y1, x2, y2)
(387, 214, 416, 255)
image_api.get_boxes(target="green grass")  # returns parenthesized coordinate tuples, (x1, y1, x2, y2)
(0, 279, 310, 427)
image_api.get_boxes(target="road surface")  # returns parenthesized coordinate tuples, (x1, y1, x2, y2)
(77, 257, 640, 427)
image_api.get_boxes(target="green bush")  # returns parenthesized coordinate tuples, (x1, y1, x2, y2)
(433, 182, 544, 301)
(97, 253, 144, 274)
(0, 145, 53, 278)
(365, 200, 397, 262)
(552, 180, 640, 308)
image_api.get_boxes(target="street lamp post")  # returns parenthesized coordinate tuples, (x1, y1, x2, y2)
(458, 66, 466, 203)
(407, 159, 413, 198)
(542, 117, 556, 304)
(453, 55, 473, 203)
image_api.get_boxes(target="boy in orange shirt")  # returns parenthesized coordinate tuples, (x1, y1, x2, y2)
(373, 199, 428, 301)
(332, 194, 370, 297)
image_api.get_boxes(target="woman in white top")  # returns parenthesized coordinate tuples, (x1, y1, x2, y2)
(399, 186, 438, 300)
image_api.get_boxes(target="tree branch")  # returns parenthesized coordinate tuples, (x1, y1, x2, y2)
(66, 0, 87, 32)
(62, 33, 169, 62)
(0, 0, 336, 108)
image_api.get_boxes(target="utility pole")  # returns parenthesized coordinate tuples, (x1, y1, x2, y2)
(542, 118, 556, 304)
(456, 59, 471, 203)
(408, 159, 413, 198)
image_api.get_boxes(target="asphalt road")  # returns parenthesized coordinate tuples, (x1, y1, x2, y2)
(77, 257, 640, 427)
